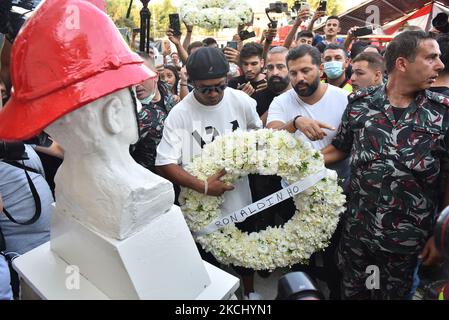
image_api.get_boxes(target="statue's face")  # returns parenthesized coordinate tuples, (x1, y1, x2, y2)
(45, 88, 140, 152)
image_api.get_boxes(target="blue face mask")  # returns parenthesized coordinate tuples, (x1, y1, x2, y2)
(324, 61, 344, 80)
(139, 92, 156, 105)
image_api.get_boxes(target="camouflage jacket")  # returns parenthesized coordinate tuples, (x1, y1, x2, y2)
(131, 84, 177, 169)
(332, 84, 449, 254)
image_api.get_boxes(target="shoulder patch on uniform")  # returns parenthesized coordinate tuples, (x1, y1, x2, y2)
(426, 90, 449, 107)
(348, 85, 379, 103)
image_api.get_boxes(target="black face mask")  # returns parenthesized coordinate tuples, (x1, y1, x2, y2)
(293, 75, 320, 98)
(267, 75, 290, 93)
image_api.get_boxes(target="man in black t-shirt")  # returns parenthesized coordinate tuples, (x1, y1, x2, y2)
(228, 43, 270, 118)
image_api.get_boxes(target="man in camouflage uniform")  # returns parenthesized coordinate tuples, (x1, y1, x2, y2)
(322, 31, 447, 299)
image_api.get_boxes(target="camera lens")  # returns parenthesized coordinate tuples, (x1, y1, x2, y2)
(276, 272, 322, 300)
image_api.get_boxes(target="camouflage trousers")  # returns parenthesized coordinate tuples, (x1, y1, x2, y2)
(337, 226, 419, 300)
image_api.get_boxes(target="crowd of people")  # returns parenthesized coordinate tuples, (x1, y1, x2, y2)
(1, 5, 449, 300)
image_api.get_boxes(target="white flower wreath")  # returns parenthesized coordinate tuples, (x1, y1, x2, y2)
(179, 0, 253, 30)
(179, 129, 346, 270)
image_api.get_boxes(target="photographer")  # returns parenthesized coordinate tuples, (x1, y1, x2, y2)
(0, 144, 53, 253)
(313, 16, 342, 53)
(228, 43, 267, 103)
(0, 143, 53, 298)
(283, 8, 312, 49)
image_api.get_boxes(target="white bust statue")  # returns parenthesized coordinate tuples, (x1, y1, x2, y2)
(45, 88, 174, 240)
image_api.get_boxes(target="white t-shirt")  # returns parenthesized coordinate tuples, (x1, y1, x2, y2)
(156, 88, 262, 214)
(267, 85, 350, 180)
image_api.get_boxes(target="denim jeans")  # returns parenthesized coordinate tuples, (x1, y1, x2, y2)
(405, 261, 421, 300)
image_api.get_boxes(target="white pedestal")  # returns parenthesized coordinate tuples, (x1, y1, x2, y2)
(12, 205, 240, 300)
(13, 242, 239, 300)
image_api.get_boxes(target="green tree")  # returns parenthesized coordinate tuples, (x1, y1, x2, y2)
(106, 0, 140, 29)
(106, 0, 180, 39)
(149, 0, 178, 38)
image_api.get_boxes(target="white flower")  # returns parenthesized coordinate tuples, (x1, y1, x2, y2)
(257, 244, 269, 254)
(179, 0, 252, 29)
(180, 129, 345, 270)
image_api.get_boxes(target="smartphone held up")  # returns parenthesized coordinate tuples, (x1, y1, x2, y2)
(169, 13, 182, 36)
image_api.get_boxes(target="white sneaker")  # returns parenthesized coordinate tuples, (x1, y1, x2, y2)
(243, 292, 263, 300)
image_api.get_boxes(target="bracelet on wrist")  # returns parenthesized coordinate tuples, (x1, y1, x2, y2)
(204, 180, 208, 195)
(292, 115, 302, 130)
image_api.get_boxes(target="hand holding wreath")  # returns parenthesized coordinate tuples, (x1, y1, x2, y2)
(179, 129, 346, 270)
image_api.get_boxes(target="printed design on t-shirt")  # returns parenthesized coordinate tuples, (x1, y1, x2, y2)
(191, 120, 240, 149)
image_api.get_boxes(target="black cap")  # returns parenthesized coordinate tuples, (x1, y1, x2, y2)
(433, 12, 449, 33)
(186, 47, 230, 81)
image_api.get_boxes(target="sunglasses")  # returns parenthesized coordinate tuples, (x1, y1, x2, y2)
(194, 83, 227, 95)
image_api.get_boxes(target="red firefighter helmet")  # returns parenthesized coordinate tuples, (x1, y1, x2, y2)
(0, 0, 156, 140)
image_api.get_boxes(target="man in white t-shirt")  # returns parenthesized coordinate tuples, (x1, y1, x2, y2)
(156, 47, 262, 210)
(266, 44, 350, 182)
(155, 47, 263, 299)
(266, 44, 349, 300)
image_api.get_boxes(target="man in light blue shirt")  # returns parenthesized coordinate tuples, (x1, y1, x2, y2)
(0, 196, 12, 300)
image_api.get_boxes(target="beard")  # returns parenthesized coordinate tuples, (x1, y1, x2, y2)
(267, 75, 290, 93)
(293, 75, 320, 97)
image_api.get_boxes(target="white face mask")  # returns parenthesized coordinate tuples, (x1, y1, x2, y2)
(324, 61, 344, 80)
(139, 92, 156, 105)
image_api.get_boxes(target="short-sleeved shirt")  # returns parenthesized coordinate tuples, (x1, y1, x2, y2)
(267, 86, 351, 182)
(332, 84, 449, 254)
(156, 88, 262, 214)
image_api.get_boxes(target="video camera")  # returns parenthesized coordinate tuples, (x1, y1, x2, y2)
(268, 2, 288, 13)
(0, 0, 39, 43)
(0, 132, 51, 162)
(238, 30, 256, 41)
(291, 1, 310, 14)
(265, 2, 289, 29)
(0, 141, 27, 161)
(276, 272, 323, 300)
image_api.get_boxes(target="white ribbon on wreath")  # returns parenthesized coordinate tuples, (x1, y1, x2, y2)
(179, 129, 346, 270)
